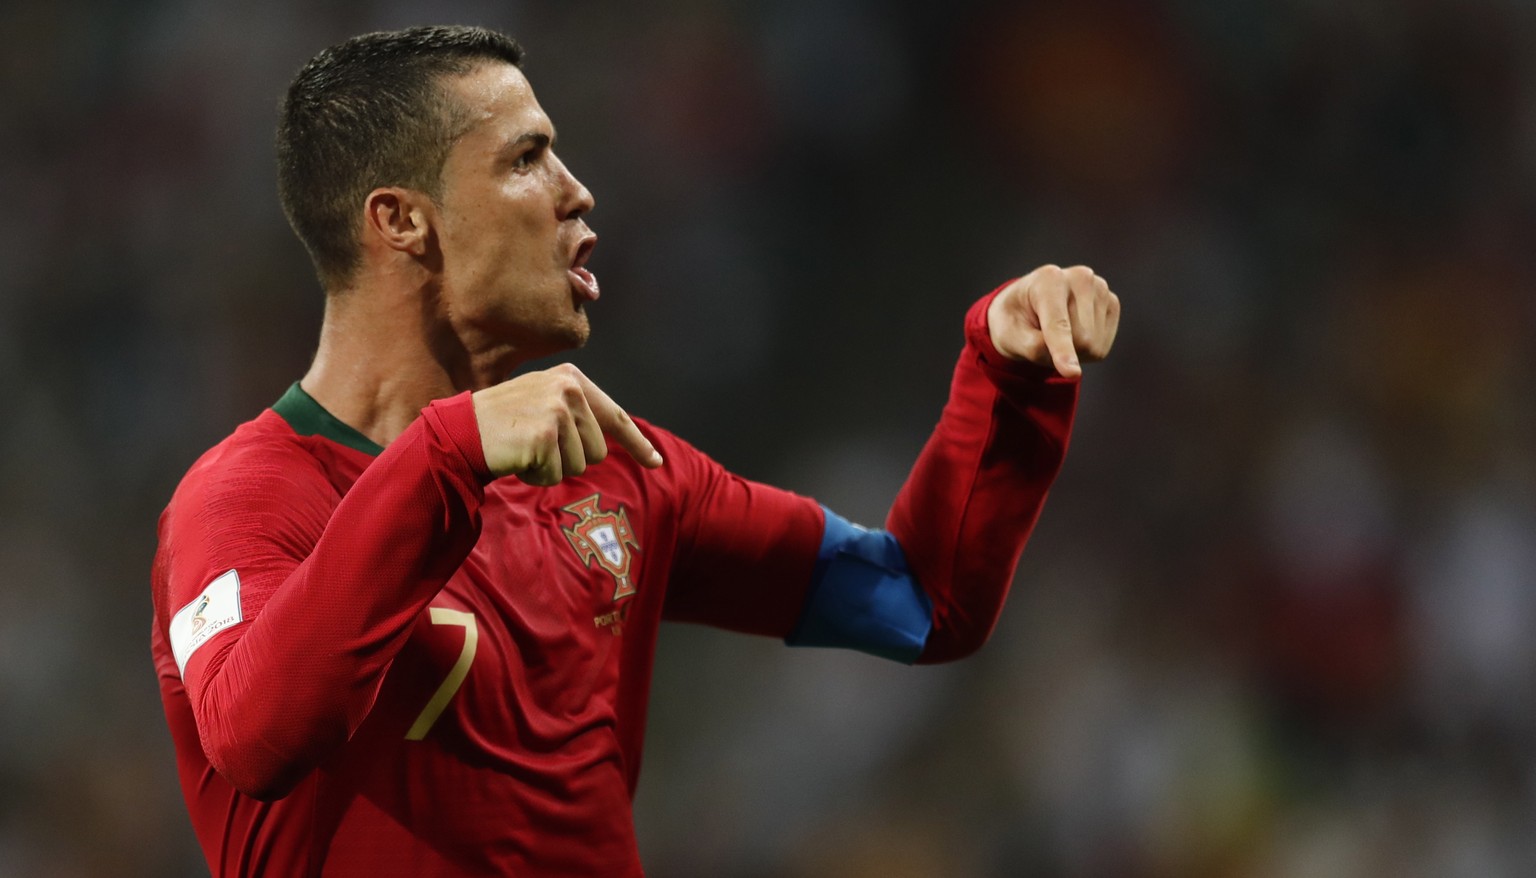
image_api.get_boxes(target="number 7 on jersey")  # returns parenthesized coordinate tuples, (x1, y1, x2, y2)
(406, 608, 478, 741)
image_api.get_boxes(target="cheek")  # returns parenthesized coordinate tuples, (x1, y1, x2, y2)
(443, 209, 515, 269)
(439, 181, 559, 280)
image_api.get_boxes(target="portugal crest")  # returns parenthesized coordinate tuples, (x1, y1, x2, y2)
(561, 495, 640, 602)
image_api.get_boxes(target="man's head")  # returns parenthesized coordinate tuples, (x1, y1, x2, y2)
(278, 26, 598, 361)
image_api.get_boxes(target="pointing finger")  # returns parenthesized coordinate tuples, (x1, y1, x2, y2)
(575, 373, 664, 468)
(1032, 275, 1081, 378)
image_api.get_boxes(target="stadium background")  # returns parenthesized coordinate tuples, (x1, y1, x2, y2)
(3, 0, 1534, 875)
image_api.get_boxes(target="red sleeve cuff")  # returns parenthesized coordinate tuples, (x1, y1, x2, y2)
(965, 281, 1082, 389)
(420, 391, 494, 482)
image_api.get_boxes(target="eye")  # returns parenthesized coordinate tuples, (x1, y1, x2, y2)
(512, 144, 545, 171)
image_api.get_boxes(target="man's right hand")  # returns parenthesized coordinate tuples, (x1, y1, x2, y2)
(470, 364, 663, 485)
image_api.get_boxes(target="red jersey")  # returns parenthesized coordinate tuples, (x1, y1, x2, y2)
(150, 290, 1078, 876)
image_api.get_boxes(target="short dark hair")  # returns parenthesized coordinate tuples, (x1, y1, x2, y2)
(277, 25, 525, 289)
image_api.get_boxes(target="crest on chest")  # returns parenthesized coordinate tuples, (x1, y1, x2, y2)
(560, 494, 640, 603)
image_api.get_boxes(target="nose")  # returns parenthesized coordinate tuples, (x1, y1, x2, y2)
(554, 154, 595, 220)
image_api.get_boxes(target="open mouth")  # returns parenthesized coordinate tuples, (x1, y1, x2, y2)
(568, 236, 599, 301)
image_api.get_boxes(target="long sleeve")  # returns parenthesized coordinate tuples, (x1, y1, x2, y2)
(887, 285, 1080, 664)
(658, 426, 825, 637)
(158, 393, 492, 799)
(658, 284, 1079, 664)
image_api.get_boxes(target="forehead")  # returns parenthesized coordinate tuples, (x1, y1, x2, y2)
(446, 62, 550, 144)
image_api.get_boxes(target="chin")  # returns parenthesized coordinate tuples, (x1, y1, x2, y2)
(562, 325, 591, 351)
(562, 308, 592, 348)
(520, 313, 590, 360)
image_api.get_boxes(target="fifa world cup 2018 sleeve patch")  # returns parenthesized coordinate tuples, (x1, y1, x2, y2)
(169, 569, 245, 677)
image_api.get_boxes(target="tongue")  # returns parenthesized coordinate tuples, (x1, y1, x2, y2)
(569, 266, 600, 301)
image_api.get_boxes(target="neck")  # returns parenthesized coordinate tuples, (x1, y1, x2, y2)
(299, 279, 522, 448)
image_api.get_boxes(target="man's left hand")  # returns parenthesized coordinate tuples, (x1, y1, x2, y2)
(987, 265, 1120, 378)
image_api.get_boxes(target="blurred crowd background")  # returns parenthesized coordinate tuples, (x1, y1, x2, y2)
(2, 0, 1534, 875)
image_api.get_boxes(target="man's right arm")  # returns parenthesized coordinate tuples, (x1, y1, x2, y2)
(165, 367, 660, 801)
(165, 394, 491, 800)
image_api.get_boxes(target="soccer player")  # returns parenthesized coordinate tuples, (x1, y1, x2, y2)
(150, 25, 1119, 878)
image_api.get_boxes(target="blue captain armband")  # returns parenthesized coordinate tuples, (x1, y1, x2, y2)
(784, 507, 934, 664)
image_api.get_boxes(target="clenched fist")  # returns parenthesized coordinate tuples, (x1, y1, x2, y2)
(988, 265, 1120, 378)
(471, 363, 663, 485)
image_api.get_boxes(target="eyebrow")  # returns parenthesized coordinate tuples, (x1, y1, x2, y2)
(493, 128, 556, 167)
(509, 130, 555, 151)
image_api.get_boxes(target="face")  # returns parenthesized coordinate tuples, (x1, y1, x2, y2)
(431, 63, 598, 363)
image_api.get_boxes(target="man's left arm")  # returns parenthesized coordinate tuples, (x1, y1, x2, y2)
(662, 266, 1118, 662)
(785, 265, 1120, 663)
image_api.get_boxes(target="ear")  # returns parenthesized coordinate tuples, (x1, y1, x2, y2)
(361, 187, 433, 257)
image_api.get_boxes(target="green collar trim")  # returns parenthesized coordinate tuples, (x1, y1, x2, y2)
(272, 382, 384, 456)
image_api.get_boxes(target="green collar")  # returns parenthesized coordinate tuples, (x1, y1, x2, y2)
(272, 382, 384, 456)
